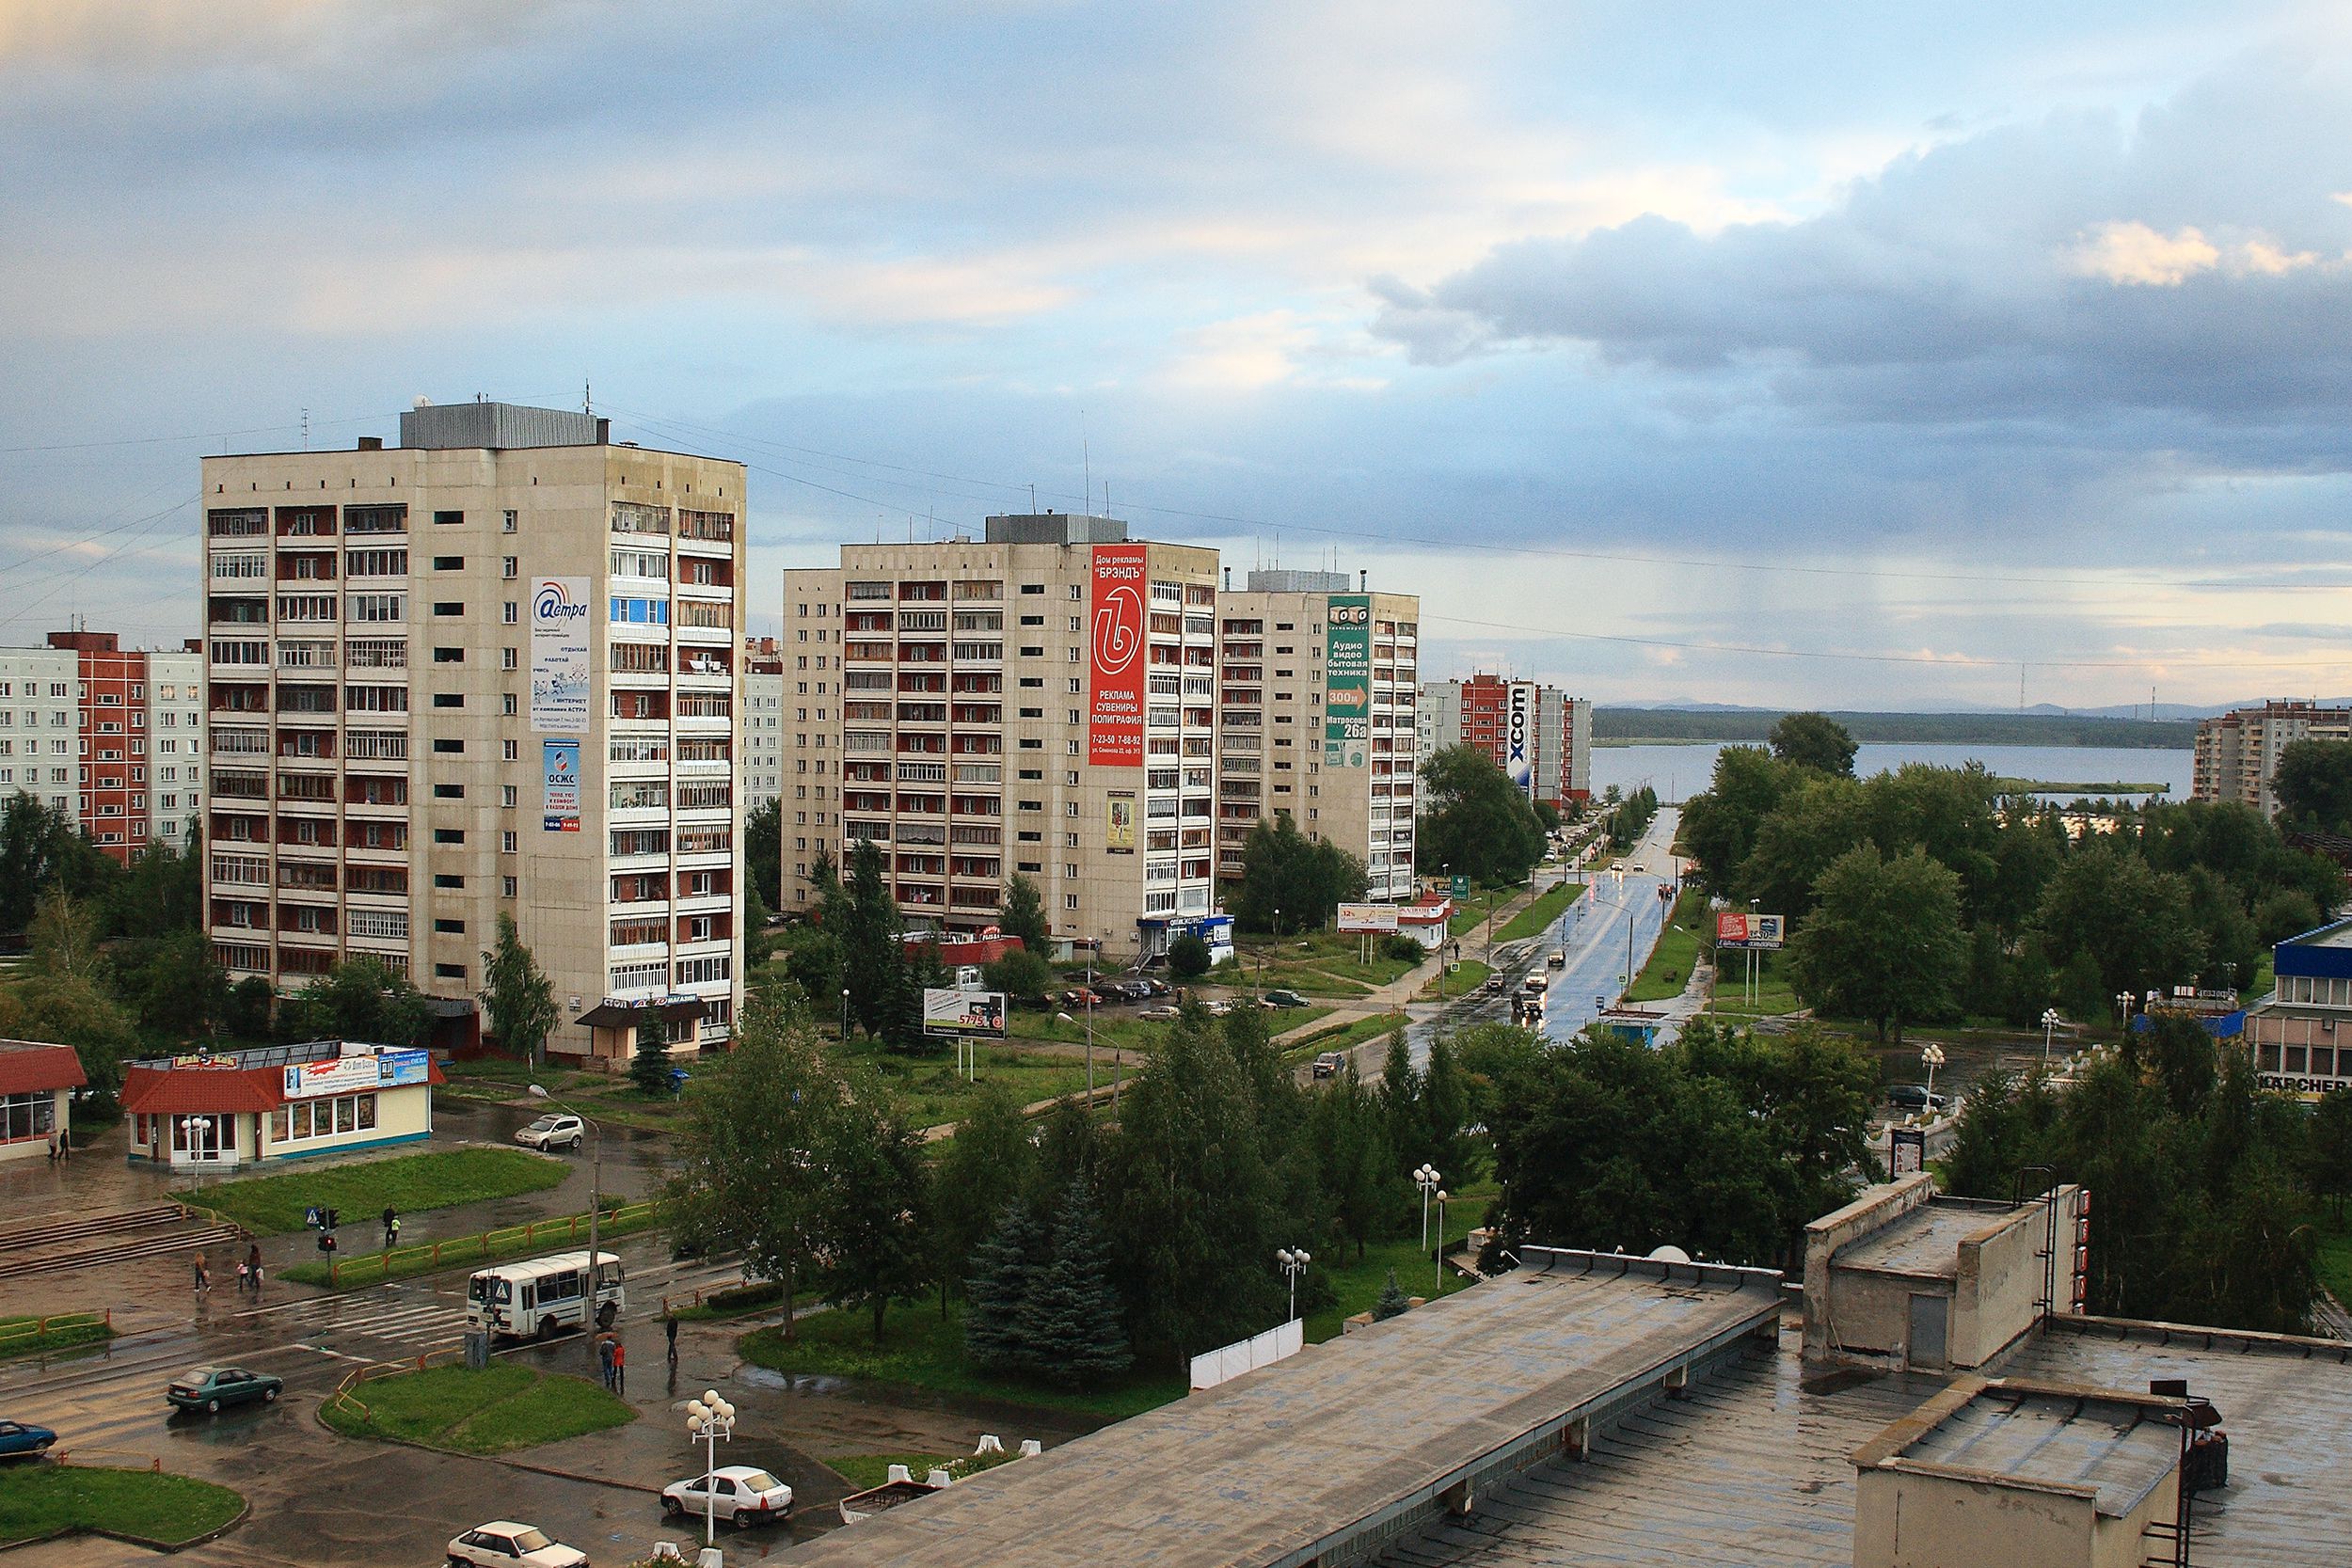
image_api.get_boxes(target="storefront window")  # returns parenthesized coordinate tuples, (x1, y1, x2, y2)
(0, 1091, 56, 1142)
(357, 1093, 377, 1131)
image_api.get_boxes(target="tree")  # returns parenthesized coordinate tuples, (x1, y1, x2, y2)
(745, 797, 784, 911)
(6, 974, 137, 1104)
(983, 948, 1056, 1005)
(930, 1084, 1037, 1310)
(2033, 845, 2201, 1003)
(630, 1022, 673, 1095)
(818, 1072, 932, 1341)
(2273, 738, 2352, 832)
(278, 956, 433, 1046)
(1026, 1186, 1133, 1386)
(1373, 1269, 1411, 1321)
(1676, 747, 1796, 894)
(1166, 934, 1213, 980)
(2307, 1089, 2352, 1217)
(0, 792, 120, 935)
(106, 835, 201, 937)
(998, 873, 1053, 958)
(663, 993, 837, 1336)
(26, 887, 101, 982)
(479, 915, 560, 1068)
(839, 839, 903, 1037)
(1308, 1064, 1398, 1259)
(963, 1199, 1049, 1376)
(119, 927, 229, 1042)
(1229, 813, 1368, 934)
(1769, 712, 1858, 776)
(1786, 846, 1968, 1042)
(1678, 1020, 1877, 1256)
(1414, 746, 1547, 887)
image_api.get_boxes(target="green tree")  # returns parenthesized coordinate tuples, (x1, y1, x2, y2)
(479, 914, 560, 1068)
(745, 796, 784, 911)
(1415, 745, 1548, 886)
(119, 927, 229, 1042)
(25, 887, 101, 982)
(1678, 1020, 1878, 1256)
(1735, 772, 1867, 919)
(1230, 813, 1368, 934)
(1786, 846, 1967, 1042)
(1676, 747, 1796, 895)
(0, 793, 120, 935)
(983, 947, 1056, 1005)
(930, 1084, 1037, 1311)
(1768, 712, 1858, 775)
(629, 1022, 673, 1095)
(1026, 1186, 1133, 1386)
(105, 835, 202, 937)
(2033, 845, 2202, 1003)
(3, 974, 138, 1104)
(1308, 1064, 1398, 1259)
(2307, 1088, 2352, 1217)
(818, 1071, 932, 1341)
(1166, 933, 1213, 979)
(278, 956, 433, 1046)
(962, 1199, 1049, 1377)
(2273, 738, 2352, 831)
(997, 873, 1053, 958)
(1372, 1269, 1411, 1321)
(840, 839, 903, 1037)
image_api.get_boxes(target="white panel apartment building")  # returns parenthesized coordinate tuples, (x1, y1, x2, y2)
(779, 515, 1222, 960)
(0, 632, 205, 859)
(200, 402, 747, 1061)
(742, 637, 785, 815)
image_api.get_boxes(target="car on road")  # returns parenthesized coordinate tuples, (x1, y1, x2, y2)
(1885, 1085, 1950, 1113)
(447, 1521, 590, 1568)
(1139, 1004, 1182, 1020)
(0, 1420, 57, 1460)
(1547, 951, 1565, 969)
(1101, 979, 1152, 1003)
(1263, 990, 1310, 1008)
(1200, 998, 1234, 1017)
(166, 1366, 282, 1415)
(660, 1465, 795, 1528)
(515, 1113, 586, 1153)
(1311, 1051, 1348, 1079)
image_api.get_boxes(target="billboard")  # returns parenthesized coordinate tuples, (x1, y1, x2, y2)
(1336, 903, 1400, 934)
(283, 1048, 431, 1100)
(923, 989, 1008, 1038)
(1505, 682, 1535, 794)
(542, 738, 581, 832)
(1715, 912, 1786, 949)
(1889, 1126, 1926, 1176)
(1105, 790, 1136, 853)
(530, 577, 593, 731)
(1087, 544, 1147, 767)
(1325, 594, 1371, 769)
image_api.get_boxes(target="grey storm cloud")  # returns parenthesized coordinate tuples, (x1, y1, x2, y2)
(1368, 48, 2352, 454)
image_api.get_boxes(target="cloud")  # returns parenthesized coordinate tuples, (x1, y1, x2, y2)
(2071, 220, 2327, 283)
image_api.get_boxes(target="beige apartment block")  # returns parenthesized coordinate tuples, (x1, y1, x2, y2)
(200, 401, 747, 1063)
(780, 515, 1221, 959)
(2192, 698, 2350, 816)
(1213, 571, 1420, 900)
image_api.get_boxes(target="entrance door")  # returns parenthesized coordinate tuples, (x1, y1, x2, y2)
(1907, 1293, 1949, 1370)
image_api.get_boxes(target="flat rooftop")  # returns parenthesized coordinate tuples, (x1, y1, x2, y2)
(1888, 1383, 2177, 1517)
(1832, 1198, 2014, 1280)
(787, 1252, 1782, 1568)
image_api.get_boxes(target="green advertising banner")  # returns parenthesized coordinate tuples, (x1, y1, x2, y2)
(1325, 594, 1371, 768)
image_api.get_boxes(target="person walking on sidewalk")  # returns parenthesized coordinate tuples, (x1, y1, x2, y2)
(664, 1311, 679, 1366)
(246, 1243, 263, 1294)
(610, 1336, 626, 1395)
(597, 1333, 616, 1390)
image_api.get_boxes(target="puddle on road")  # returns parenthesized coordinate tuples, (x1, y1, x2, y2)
(735, 1364, 852, 1396)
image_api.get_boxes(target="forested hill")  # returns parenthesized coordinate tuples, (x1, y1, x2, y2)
(1595, 708, 2195, 749)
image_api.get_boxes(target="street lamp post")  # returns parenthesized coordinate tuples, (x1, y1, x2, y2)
(530, 1085, 604, 1377)
(2115, 990, 2134, 1029)
(840, 987, 850, 1042)
(1413, 1164, 1441, 1257)
(1438, 863, 1449, 1001)
(684, 1388, 737, 1547)
(1920, 1044, 1946, 1119)
(1434, 1189, 1449, 1293)
(1054, 1011, 1096, 1102)
(2041, 1007, 2061, 1064)
(1276, 1246, 1311, 1323)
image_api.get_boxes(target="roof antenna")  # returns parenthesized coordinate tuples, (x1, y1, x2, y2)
(1082, 410, 1091, 519)
(299, 406, 310, 450)
(583, 377, 593, 416)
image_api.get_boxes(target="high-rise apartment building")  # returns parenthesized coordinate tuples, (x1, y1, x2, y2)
(0, 630, 205, 861)
(741, 636, 785, 815)
(200, 401, 747, 1062)
(1417, 677, 1591, 806)
(1213, 570, 1420, 900)
(778, 515, 1221, 959)
(2192, 700, 2352, 816)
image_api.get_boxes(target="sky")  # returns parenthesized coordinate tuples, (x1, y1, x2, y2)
(5, 0, 2352, 710)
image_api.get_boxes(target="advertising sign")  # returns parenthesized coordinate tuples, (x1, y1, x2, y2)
(1087, 544, 1147, 767)
(542, 738, 581, 832)
(923, 988, 1008, 1038)
(1505, 682, 1535, 794)
(530, 577, 593, 731)
(1889, 1126, 1926, 1176)
(1105, 790, 1136, 854)
(1325, 594, 1371, 769)
(1715, 912, 1786, 950)
(1449, 874, 1470, 899)
(376, 1049, 432, 1088)
(282, 1048, 430, 1100)
(1336, 903, 1401, 934)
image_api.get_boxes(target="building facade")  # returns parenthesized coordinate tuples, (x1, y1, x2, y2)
(0, 1039, 84, 1165)
(2192, 700, 2352, 816)
(119, 1039, 439, 1169)
(199, 402, 747, 1061)
(0, 631, 205, 861)
(1417, 676, 1591, 806)
(2242, 916, 2352, 1101)
(779, 515, 1221, 959)
(741, 636, 784, 815)
(1213, 570, 1420, 900)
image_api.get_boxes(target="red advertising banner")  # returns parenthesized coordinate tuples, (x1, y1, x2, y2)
(1716, 911, 1751, 945)
(1088, 543, 1148, 767)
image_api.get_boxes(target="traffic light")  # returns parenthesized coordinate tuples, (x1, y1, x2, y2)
(324, 1207, 340, 1232)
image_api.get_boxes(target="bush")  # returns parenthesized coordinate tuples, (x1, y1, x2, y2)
(1166, 934, 1213, 979)
(985, 949, 1056, 1004)
(1379, 934, 1424, 964)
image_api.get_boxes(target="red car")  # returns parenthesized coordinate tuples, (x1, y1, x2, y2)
(1059, 988, 1103, 1008)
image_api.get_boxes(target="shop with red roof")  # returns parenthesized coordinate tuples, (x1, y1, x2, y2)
(119, 1039, 443, 1170)
(0, 1039, 86, 1165)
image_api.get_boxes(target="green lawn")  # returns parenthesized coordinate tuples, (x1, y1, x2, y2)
(175, 1148, 570, 1237)
(2315, 1210, 2352, 1310)
(1708, 947, 1803, 1018)
(1626, 887, 1708, 1004)
(1496, 881, 1580, 944)
(1285, 1010, 1407, 1064)
(1304, 1180, 1493, 1341)
(1420, 959, 1492, 1000)
(838, 1036, 1101, 1127)
(739, 1301, 1188, 1421)
(437, 1059, 696, 1130)
(0, 1313, 113, 1363)
(1447, 887, 1522, 939)
(1225, 928, 1424, 996)
(279, 1200, 660, 1288)
(320, 1363, 634, 1455)
(0, 1465, 244, 1548)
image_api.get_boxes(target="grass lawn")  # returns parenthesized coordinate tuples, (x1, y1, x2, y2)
(437, 1059, 694, 1131)
(1420, 959, 1492, 1000)
(279, 1199, 660, 1288)
(320, 1363, 634, 1455)
(1708, 947, 1802, 1018)
(1284, 1010, 1407, 1064)
(0, 1465, 244, 1548)
(837, 1035, 1100, 1128)
(175, 1148, 570, 1237)
(1303, 1180, 1495, 1342)
(1225, 928, 1423, 996)
(740, 1301, 1187, 1421)
(1447, 887, 1523, 940)
(1626, 887, 1708, 1004)
(0, 1313, 113, 1362)
(1495, 880, 1580, 944)
(2313, 1210, 2352, 1310)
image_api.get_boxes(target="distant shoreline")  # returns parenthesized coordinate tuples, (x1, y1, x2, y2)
(1595, 708, 2194, 750)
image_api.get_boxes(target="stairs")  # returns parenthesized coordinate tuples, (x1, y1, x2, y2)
(0, 1204, 246, 1279)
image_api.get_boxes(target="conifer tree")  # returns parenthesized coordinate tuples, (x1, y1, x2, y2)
(1028, 1187, 1132, 1387)
(962, 1199, 1048, 1376)
(1373, 1268, 1411, 1322)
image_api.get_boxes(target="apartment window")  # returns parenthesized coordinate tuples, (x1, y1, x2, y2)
(502, 739, 520, 761)
(431, 693, 464, 709)
(434, 919, 465, 934)
(433, 829, 464, 844)
(501, 647, 518, 671)
(435, 963, 466, 980)
(1065, 894, 1080, 910)
(432, 646, 465, 663)
(502, 601, 518, 625)
(501, 510, 518, 533)
(501, 556, 517, 579)
(501, 831, 518, 853)
(611, 548, 670, 580)
(501, 784, 517, 807)
(502, 693, 517, 717)
(432, 784, 464, 799)
(432, 510, 465, 526)
(434, 874, 465, 890)
(432, 556, 463, 571)
(432, 601, 464, 616)
(502, 876, 517, 896)
(432, 738, 465, 754)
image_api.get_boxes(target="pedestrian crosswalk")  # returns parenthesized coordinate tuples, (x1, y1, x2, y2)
(298, 1296, 464, 1353)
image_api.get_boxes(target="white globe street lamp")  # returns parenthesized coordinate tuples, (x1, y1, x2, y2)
(2041, 1007, 2061, 1064)
(684, 1389, 737, 1547)
(1920, 1043, 1947, 1117)
(1276, 1247, 1311, 1323)
(1413, 1164, 1441, 1258)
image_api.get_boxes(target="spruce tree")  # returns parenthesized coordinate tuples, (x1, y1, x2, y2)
(1028, 1187, 1133, 1387)
(1373, 1268, 1410, 1322)
(630, 1020, 672, 1095)
(962, 1200, 1047, 1376)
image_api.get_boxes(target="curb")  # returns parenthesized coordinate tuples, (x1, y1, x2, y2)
(0, 1491, 252, 1557)
(314, 1378, 652, 1492)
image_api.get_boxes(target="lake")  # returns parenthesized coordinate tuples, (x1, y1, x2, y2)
(1591, 741, 2195, 806)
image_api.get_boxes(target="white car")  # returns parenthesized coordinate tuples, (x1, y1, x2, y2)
(661, 1465, 794, 1528)
(446, 1521, 588, 1568)
(514, 1113, 585, 1153)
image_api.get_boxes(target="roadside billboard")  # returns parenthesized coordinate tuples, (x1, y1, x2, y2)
(1087, 544, 1148, 767)
(923, 989, 1008, 1038)
(1324, 594, 1371, 769)
(1505, 682, 1535, 794)
(529, 577, 593, 731)
(1715, 912, 1786, 949)
(1336, 903, 1400, 934)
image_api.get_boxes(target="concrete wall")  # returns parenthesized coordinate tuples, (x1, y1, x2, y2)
(1950, 1190, 2080, 1368)
(1855, 1459, 2173, 1568)
(258, 1084, 433, 1162)
(1803, 1174, 1935, 1362)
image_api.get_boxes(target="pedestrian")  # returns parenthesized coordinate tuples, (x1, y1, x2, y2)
(45, 1132, 56, 1164)
(597, 1333, 615, 1390)
(247, 1243, 262, 1289)
(57, 1126, 68, 1162)
(382, 1206, 398, 1249)
(611, 1336, 626, 1395)
(236, 1259, 249, 1292)
(664, 1311, 679, 1366)
(193, 1257, 209, 1293)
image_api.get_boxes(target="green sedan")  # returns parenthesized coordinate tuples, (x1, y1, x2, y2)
(166, 1366, 283, 1415)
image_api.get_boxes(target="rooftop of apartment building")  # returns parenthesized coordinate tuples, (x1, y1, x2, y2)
(211, 397, 729, 460)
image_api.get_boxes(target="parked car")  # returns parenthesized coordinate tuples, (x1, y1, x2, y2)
(1058, 988, 1104, 1008)
(1263, 990, 1310, 1008)
(1101, 979, 1152, 1003)
(1140, 1005, 1182, 1020)
(166, 1366, 282, 1415)
(1885, 1085, 1949, 1113)
(446, 1521, 590, 1568)
(660, 1465, 794, 1528)
(1311, 1051, 1348, 1079)
(515, 1113, 585, 1153)
(0, 1420, 57, 1459)
(1201, 998, 1234, 1017)
(1142, 977, 1174, 997)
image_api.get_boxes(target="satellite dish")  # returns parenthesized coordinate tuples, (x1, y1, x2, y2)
(1647, 1244, 1692, 1264)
